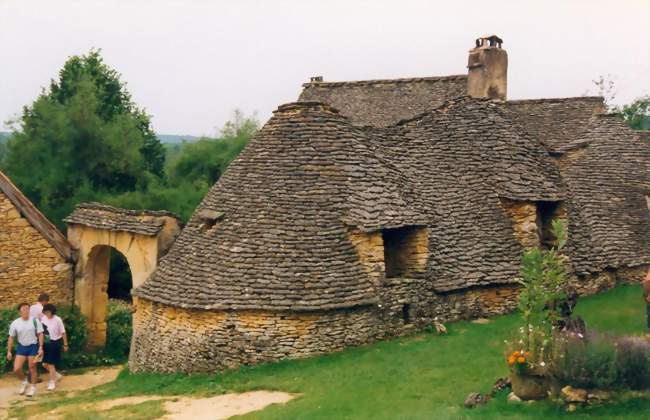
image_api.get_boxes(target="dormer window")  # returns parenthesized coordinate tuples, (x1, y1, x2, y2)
(196, 209, 224, 233)
(381, 226, 428, 278)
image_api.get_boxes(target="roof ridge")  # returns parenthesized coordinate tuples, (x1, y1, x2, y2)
(302, 74, 467, 88)
(393, 95, 493, 127)
(273, 101, 342, 115)
(0, 170, 74, 261)
(507, 96, 604, 105)
(69, 202, 181, 220)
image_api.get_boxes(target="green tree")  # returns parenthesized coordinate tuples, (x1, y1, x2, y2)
(3, 51, 163, 226)
(47, 50, 165, 176)
(612, 96, 650, 130)
(591, 75, 649, 130)
(169, 110, 258, 189)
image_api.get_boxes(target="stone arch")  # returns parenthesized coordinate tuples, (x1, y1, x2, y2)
(65, 203, 181, 348)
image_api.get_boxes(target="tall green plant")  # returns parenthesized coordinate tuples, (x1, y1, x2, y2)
(513, 220, 568, 367)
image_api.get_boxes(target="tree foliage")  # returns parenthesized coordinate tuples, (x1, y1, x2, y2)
(2, 50, 166, 225)
(591, 75, 650, 130)
(612, 96, 650, 130)
(1, 50, 259, 228)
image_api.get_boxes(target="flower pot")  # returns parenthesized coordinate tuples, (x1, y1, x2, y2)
(510, 371, 549, 400)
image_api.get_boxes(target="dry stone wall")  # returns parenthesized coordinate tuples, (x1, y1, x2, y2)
(500, 198, 540, 249)
(0, 192, 73, 307)
(129, 263, 648, 373)
(129, 297, 377, 373)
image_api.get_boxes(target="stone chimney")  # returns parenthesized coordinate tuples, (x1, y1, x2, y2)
(467, 35, 508, 100)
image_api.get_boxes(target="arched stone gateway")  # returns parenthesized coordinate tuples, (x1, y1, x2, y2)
(64, 203, 182, 348)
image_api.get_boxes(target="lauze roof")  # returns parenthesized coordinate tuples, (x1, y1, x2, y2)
(64, 202, 181, 236)
(299, 75, 467, 127)
(135, 97, 568, 309)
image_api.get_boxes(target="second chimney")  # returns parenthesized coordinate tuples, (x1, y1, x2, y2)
(467, 35, 508, 101)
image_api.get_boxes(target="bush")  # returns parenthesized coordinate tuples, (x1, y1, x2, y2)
(551, 331, 650, 390)
(0, 303, 132, 371)
(616, 336, 650, 390)
(552, 331, 619, 389)
(57, 305, 89, 353)
(0, 307, 17, 373)
(104, 299, 133, 360)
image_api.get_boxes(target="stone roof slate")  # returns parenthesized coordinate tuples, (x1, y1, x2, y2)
(505, 97, 605, 153)
(299, 75, 467, 127)
(135, 97, 566, 308)
(64, 202, 181, 236)
(561, 117, 650, 273)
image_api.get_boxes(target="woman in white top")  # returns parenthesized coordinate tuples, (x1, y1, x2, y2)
(41, 304, 68, 391)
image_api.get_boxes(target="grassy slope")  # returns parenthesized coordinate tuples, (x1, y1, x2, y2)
(12, 284, 650, 419)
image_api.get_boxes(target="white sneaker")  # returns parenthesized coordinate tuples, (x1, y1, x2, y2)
(55, 372, 63, 382)
(26, 385, 36, 397)
(47, 381, 56, 391)
(18, 380, 28, 395)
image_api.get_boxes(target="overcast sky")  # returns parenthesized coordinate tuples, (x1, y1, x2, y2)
(1, 0, 649, 136)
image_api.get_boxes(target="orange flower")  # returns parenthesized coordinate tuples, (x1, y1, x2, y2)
(517, 356, 526, 364)
(507, 355, 516, 365)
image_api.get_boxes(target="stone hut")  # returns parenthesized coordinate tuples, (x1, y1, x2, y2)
(0, 170, 74, 306)
(130, 36, 649, 373)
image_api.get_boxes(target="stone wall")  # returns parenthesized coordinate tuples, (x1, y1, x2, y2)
(500, 198, 540, 249)
(129, 297, 377, 373)
(130, 263, 646, 373)
(0, 192, 73, 307)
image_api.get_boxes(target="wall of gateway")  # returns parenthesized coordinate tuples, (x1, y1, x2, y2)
(128, 263, 648, 373)
(0, 192, 73, 307)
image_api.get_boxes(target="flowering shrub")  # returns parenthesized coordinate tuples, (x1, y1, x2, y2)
(615, 336, 650, 390)
(551, 330, 618, 389)
(507, 220, 568, 374)
(550, 331, 650, 390)
(506, 349, 530, 373)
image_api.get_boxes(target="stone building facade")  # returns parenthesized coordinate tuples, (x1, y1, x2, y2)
(126, 35, 649, 373)
(0, 170, 74, 307)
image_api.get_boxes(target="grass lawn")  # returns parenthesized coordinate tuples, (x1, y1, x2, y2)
(11, 284, 650, 419)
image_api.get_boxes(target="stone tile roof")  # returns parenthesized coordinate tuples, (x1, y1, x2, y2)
(298, 75, 467, 127)
(561, 117, 650, 274)
(135, 97, 566, 308)
(0, 170, 74, 261)
(505, 97, 605, 153)
(64, 202, 181, 236)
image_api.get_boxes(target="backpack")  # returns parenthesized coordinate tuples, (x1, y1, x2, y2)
(34, 319, 50, 344)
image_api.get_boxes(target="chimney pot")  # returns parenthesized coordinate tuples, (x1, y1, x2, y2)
(467, 35, 508, 100)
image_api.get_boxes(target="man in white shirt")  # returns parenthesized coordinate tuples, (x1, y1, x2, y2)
(7, 302, 44, 397)
(29, 293, 49, 322)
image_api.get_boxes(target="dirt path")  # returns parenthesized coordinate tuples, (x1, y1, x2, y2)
(91, 392, 296, 420)
(1, 366, 295, 420)
(162, 391, 295, 420)
(0, 366, 121, 419)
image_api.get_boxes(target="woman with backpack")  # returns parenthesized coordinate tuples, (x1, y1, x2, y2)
(41, 304, 68, 391)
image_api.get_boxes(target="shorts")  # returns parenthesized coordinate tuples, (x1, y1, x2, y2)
(16, 343, 39, 357)
(43, 339, 63, 366)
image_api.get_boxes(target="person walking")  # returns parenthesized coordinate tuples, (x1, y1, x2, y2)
(29, 293, 49, 322)
(41, 304, 68, 391)
(6, 302, 44, 397)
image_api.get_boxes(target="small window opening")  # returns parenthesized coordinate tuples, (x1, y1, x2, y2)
(537, 201, 560, 249)
(382, 226, 421, 278)
(196, 209, 224, 233)
(402, 304, 411, 324)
